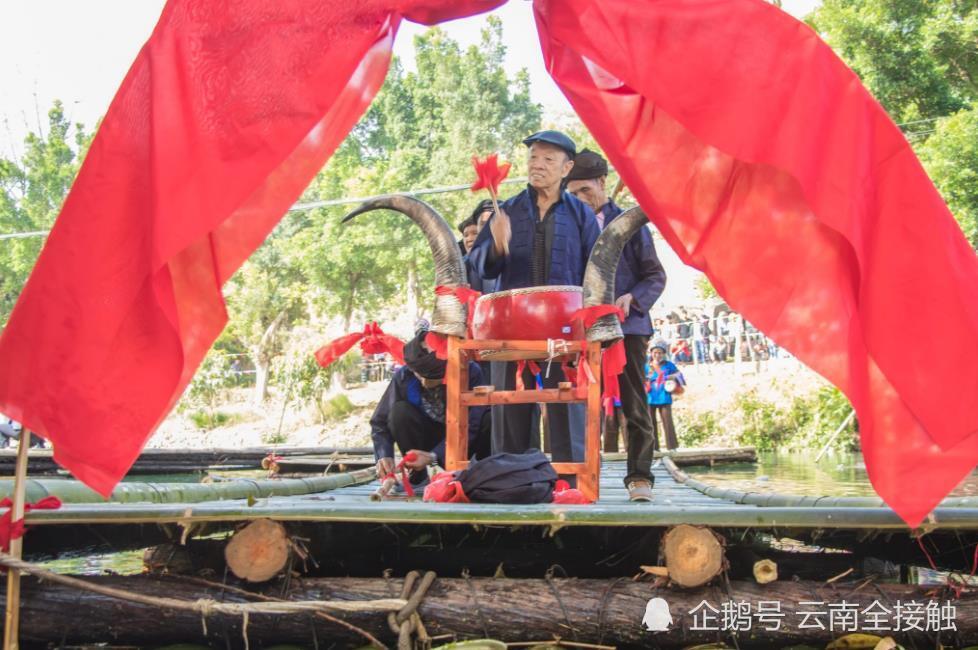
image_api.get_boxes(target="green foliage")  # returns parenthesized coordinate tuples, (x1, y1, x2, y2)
(810, 1, 977, 123)
(734, 390, 794, 451)
(0, 101, 91, 324)
(188, 409, 234, 430)
(695, 275, 719, 301)
(807, 386, 859, 453)
(809, 1, 978, 249)
(261, 430, 289, 445)
(677, 410, 719, 448)
(918, 106, 978, 247)
(295, 17, 542, 327)
(184, 352, 237, 408)
(323, 394, 356, 421)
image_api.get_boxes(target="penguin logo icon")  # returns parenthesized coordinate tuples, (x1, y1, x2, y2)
(642, 597, 673, 631)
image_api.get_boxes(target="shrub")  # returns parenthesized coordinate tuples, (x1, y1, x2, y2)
(323, 394, 356, 421)
(188, 409, 233, 430)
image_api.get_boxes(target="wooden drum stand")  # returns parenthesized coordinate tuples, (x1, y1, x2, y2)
(443, 336, 603, 502)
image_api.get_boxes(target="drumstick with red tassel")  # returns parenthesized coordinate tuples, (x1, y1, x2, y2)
(471, 153, 511, 255)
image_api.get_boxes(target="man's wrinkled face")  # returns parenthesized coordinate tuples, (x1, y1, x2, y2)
(462, 224, 479, 253)
(566, 177, 607, 213)
(528, 142, 573, 191)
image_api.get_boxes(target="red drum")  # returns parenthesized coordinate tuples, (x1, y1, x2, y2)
(470, 286, 585, 360)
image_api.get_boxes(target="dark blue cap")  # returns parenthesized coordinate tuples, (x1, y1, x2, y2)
(522, 130, 576, 158)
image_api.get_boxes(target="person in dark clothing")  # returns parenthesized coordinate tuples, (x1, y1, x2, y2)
(370, 330, 490, 488)
(566, 149, 667, 502)
(468, 130, 600, 466)
(460, 199, 497, 294)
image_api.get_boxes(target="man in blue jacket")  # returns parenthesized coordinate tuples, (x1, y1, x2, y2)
(469, 130, 601, 468)
(566, 149, 667, 502)
(371, 329, 490, 489)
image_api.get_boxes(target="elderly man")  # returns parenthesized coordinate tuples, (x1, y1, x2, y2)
(469, 130, 600, 468)
(566, 149, 666, 502)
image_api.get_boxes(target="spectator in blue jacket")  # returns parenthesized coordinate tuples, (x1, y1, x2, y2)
(646, 340, 684, 451)
(370, 329, 490, 489)
(460, 199, 497, 294)
(566, 149, 667, 502)
(468, 130, 600, 467)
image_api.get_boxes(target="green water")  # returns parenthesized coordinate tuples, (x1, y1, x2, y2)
(685, 450, 978, 498)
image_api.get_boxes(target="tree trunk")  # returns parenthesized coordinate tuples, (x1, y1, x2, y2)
(252, 309, 288, 405)
(10, 574, 973, 647)
(253, 356, 270, 404)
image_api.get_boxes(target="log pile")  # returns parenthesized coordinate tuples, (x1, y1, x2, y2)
(8, 574, 973, 647)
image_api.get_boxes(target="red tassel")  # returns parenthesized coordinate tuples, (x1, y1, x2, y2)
(470, 154, 511, 196)
(601, 339, 627, 416)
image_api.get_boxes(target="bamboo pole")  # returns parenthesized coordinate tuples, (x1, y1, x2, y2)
(3, 428, 31, 650)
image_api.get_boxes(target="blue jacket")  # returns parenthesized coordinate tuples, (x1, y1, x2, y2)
(600, 201, 666, 336)
(464, 253, 497, 294)
(370, 364, 487, 467)
(469, 186, 600, 289)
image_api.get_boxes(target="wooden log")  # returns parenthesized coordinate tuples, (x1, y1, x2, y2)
(9, 574, 976, 647)
(753, 558, 778, 584)
(224, 519, 290, 582)
(661, 524, 725, 588)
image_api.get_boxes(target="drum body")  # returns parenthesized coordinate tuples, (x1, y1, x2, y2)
(471, 286, 585, 361)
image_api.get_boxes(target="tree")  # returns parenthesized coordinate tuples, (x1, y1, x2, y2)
(809, 1, 977, 123)
(918, 106, 978, 248)
(224, 236, 305, 403)
(0, 101, 90, 325)
(295, 17, 542, 328)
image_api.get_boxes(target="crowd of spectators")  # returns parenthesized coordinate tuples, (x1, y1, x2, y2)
(652, 307, 786, 365)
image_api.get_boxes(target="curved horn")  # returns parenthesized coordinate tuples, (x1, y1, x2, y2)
(343, 195, 467, 337)
(582, 206, 651, 342)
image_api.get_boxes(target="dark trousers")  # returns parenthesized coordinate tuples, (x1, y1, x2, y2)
(490, 361, 584, 462)
(621, 335, 656, 485)
(649, 403, 679, 451)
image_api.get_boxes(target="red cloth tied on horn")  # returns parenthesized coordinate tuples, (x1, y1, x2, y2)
(535, 0, 978, 527)
(569, 305, 627, 412)
(435, 285, 482, 334)
(315, 322, 405, 369)
(0, 496, 62, 553)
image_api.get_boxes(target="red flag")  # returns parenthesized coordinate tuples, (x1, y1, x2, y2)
(0, 0, 502, 497)
(535, 0, 978, 526)
(471, 154, 512, 197)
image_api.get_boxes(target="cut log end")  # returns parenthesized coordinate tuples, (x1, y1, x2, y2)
(662, 524, 724, 588)
(753, 558, 778, 584)
(224, 518, 290, 582)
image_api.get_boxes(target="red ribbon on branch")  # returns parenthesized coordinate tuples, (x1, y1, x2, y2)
(0, 496, 62, 553)
(315, 322, 405, 368)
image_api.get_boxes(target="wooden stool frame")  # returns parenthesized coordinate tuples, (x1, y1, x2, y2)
(444, 336, 603, 502)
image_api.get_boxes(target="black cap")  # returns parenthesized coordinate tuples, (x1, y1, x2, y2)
(566, 148, 609, 181)
(522, 130, 576, 158)
(403, 331, 446, 380)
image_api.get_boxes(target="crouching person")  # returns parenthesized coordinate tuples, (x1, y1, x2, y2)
(371, 330, 491, 490)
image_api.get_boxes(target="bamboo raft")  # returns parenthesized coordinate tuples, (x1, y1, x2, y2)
(12, 450, 978, 531)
